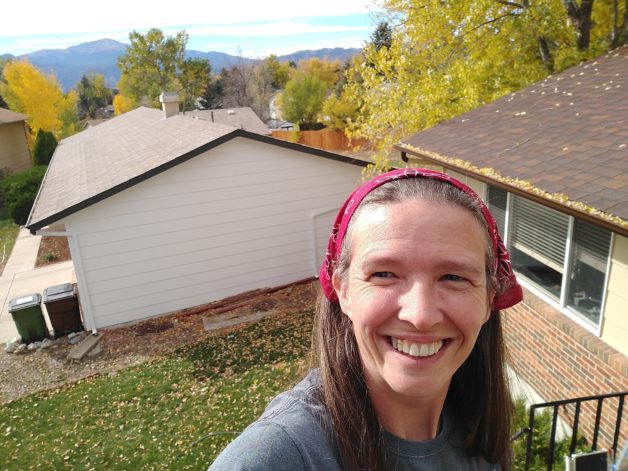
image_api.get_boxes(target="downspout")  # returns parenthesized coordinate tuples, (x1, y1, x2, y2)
(34, 229, 98, 334)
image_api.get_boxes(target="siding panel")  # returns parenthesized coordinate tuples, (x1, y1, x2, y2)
(64, 137, 362, 328)
(601, 234, 628, 355)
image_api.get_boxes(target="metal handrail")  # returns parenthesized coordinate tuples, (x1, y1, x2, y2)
(513, 390, 627, 470)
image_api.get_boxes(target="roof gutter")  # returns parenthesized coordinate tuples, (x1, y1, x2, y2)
(397, 144, 628, 238)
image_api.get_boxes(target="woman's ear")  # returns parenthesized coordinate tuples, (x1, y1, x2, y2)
(332, 272, 351, 319)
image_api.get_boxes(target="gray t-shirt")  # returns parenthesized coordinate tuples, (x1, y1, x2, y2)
(209, 370, 500, 470)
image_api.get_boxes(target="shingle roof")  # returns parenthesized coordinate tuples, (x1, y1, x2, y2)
(0, 107, 27, 124)
(398, 46, 628, 231)
(27, 106, 366, 233)
(186, 107, 271, 135)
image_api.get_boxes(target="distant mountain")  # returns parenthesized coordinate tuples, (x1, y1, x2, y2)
(185, 49, 260, 71)
(278, 47, 360, 64)
(18, 39, 127, 91)
(3, 39, 361, 92)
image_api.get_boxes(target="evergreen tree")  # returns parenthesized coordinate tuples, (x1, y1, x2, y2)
(32, 129, 57, 166)
(371, 21, 393, 50)
(199, 72, 225, 109)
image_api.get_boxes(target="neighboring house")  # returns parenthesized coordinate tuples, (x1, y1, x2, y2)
(26, 100, 366, 331)
(0, 108, 32, 173)
(397, 46, 627, 446)
(186, 107, 271, 135)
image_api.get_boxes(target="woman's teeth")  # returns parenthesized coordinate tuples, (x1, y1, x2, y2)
(391, 337, 443, 358)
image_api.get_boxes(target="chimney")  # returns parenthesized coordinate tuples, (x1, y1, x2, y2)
(159, 92, 179, 118)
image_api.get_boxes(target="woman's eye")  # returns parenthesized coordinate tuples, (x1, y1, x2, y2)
(442, 274, 465, 282)
(372, 271, 394, 279)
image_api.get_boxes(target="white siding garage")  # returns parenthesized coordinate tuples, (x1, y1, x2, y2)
(27, 108, 365, 330)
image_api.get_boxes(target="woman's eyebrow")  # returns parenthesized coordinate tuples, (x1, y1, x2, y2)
(435, 260, 484, 276)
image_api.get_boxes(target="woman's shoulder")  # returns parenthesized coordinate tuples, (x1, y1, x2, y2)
(209, 370, 341, 471)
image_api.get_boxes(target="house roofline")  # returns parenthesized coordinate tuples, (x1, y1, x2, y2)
(397, 144, 628, 238)
(27, 129, 368, 234)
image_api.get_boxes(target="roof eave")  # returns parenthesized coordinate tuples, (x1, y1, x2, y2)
(396, 143, 628, 238)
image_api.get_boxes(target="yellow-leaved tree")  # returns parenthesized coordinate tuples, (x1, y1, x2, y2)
(0, 60, 78, 139)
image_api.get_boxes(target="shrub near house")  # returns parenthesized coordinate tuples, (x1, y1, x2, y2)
(0, 166, 47, 225)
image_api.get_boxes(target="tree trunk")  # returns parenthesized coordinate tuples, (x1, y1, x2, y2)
(538, 36, 554, 72)
(562, 0, 595, 50)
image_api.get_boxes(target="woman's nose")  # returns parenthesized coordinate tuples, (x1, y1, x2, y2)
(397, 281, 444, 329)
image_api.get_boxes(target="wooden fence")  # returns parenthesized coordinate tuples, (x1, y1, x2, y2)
(271, 129, 369, 152)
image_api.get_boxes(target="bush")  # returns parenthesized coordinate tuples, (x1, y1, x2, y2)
(512, 399, 587, 470)
(32, 129, 57, 166)
(0, 166, 47, 225)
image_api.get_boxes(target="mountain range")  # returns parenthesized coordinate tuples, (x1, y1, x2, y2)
(0, 39, 361, 92)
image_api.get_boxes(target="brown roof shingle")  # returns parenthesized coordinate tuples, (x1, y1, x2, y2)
(398, 46, 628, 228)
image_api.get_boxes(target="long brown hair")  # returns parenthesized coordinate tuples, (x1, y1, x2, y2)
(312, 178, 513, 470)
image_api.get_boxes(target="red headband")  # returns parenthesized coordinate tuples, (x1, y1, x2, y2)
(319, 168, 522, 310)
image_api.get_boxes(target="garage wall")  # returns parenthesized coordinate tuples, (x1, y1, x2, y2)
(63, 137, 363, 328)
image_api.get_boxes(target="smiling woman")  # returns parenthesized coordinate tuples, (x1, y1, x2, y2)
(209, 168, 523, 471)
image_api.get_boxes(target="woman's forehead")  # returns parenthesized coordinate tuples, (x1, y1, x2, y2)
(349, 200, 489, 258)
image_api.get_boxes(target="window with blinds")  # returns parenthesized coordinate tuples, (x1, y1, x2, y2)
(509, 196, 570, 273)
(508, 196, 569, 299)
(486, 184, 611, 329)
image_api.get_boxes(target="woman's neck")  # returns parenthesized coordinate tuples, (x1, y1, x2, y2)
(367, 381, 449, 441)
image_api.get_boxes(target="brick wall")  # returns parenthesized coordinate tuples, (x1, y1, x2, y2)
(504, 288, 628, 449)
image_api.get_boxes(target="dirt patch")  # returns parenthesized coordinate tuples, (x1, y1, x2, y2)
(35, 236, 72, 267)
(0, 279, 319, 404)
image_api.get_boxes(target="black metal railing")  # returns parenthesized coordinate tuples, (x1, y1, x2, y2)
(513, 390, 627, 470)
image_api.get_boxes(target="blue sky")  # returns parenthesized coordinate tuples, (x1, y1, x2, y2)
(1, 1, 382, 57)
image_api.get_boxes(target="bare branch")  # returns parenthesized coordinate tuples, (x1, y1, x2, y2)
(469, 12, 521, 33)
(495, 0, 527, 9)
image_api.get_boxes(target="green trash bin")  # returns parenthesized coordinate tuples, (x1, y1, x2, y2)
(9, 293, 48, 344)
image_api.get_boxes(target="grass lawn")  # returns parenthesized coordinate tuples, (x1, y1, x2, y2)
(0, 217, 20, 270)
(0, 309, 314, 470)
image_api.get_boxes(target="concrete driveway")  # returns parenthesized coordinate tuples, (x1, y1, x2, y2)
(0, 227, 75, 344)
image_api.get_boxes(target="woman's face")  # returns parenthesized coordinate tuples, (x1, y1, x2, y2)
(332, 199, 494, 407)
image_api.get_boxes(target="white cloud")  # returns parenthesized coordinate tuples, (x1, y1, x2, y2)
(182, 21, 371, 38)
(2, 0, 380, 36)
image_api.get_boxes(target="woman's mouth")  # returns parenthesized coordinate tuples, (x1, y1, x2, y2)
(390, 337, 444, 358)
